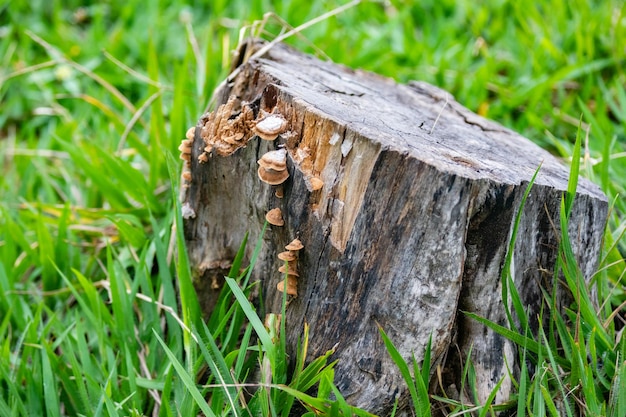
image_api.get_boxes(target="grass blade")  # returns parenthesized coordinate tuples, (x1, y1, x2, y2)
(153, 330, 215, 417)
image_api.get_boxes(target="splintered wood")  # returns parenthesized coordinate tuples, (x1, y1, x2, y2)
(180, 41, 607, 415)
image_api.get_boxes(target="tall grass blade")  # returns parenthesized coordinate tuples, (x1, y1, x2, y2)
(153, 330, 215, 417)
(197, 321, 240, 416)
(41, 344, 61, 417)
(225, 277, 275, 366)
(464, 311, 568, 367)
(378, 325, 430, 416)
(166, 151, 201, 341)
(501, 164, 542, 332)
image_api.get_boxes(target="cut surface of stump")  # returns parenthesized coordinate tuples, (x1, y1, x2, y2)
(181, 40, 607, 415)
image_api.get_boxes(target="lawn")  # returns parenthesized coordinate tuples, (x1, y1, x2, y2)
(1, 0, 625, 416)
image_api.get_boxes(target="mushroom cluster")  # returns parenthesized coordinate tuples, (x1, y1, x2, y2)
(178, 126, 196, 188)
(258, 148, 289, 186)
(197, 96, 255, 160)
(276, 238, 303, 297)
(258, 148, 290, 225)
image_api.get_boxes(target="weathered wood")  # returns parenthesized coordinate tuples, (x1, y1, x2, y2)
(180, 41, 607, 415)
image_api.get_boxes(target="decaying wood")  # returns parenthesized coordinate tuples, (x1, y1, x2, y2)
(180, 40, 607, 415)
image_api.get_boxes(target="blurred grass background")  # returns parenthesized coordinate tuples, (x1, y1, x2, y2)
(1, 0, 625, 415)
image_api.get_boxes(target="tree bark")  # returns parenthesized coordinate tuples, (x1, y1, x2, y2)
(181, 40, 607, 415)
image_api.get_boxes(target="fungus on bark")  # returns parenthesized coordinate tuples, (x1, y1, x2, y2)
(265, 208, 285, 226)
(253, 112, 287, 140)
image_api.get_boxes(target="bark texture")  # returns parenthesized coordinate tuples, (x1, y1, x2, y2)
(180, 41, 607, 415)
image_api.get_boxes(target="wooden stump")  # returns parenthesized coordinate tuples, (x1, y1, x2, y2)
(180, 41, 607, 415)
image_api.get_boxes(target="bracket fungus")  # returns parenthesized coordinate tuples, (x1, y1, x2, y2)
(178, 138, 193, 162)
(257, 149, 289, 186)
(197, 96, 255, 156)
(258, 149, 288, 171)
(265, 208, 285, 226)
(253, 112, 287, 140)
(277, 250, 297, 262)
(285, 238, 304, 252)
(198, 152, 209, 164)
(185, 127, 195, 141)
(277, 276, 298, 296)
(278, 264, 299, 277)
(258, 168, 289, 185)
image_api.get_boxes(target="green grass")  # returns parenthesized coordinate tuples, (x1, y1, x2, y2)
(1, 0, 625, 415)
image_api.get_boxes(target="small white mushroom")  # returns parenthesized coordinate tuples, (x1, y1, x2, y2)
(181, 202, 196, 219)
(258, 149, 287, 171)
(254, 113, 287, 140)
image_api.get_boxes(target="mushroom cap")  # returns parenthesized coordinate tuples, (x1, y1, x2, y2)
(198, 153, 209, 163)
(276, 277, 298, 296)
(258, 167, 290, 185)
(185, 127, 196, 140)
(278, 264, 299, 277)
(254, 113, 287, 140)
(275, 186, 284, 198)
(258, 149, 287, 171)
(265, 208, 285, 226)
(277, 250, 297, 261)
(222, 131, 244, 144)
(178, 139, 193, 153)
(285, 238, 304, 251)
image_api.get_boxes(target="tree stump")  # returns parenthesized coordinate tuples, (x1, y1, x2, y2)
(180, 40, 607, 415)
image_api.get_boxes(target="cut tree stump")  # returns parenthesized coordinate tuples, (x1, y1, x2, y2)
(180, 40, 607, 415)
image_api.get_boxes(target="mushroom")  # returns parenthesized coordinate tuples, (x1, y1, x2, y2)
(198, 153, 209, 163)
(276, 276, 298, 296)
(222, 131, 244, 144)
(258, 149, 287, 171)
(285, 238, 304, 251)
(265, 208, 285, 226)
(277, 250, 297, 261)
(254, 113, 287, 140)
(185, 127, 196, 140)
(178, 138, 193, 153)
(257, 167, 289, 185)
(257, 149, 289, 185)
(181, 171, 192, 182)
(275, 186, 284, 198)
(278, 264, 299, 277)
